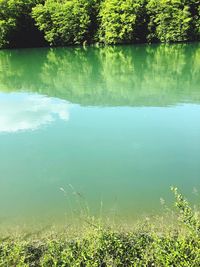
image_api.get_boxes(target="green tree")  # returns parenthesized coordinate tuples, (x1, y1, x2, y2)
(98, 0, 148, 44)
(32, 0, 94, 46)
(0, 0, 45, 48)
(187, 0, 200, 40)
(147, 0, 199, 43)
(0, 0, 200, 48)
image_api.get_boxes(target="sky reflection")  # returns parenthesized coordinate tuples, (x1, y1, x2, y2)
(0, 93, 70, 133)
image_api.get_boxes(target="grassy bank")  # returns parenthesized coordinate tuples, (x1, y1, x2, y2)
(0, 188, 200, 266)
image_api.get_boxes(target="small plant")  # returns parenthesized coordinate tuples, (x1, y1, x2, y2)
(171, 186, 200, 235)
(0, 187, 200, 266)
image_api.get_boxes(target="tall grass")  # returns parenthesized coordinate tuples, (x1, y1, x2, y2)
(0, 187, 200, 266)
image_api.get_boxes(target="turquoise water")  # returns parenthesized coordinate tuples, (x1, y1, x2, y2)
(0, 43, 200, 226)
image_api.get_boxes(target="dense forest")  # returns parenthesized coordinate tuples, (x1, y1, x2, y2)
(0, 0, 200, 48)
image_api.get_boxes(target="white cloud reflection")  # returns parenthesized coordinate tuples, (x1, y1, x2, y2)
(0, 93, 70, 133)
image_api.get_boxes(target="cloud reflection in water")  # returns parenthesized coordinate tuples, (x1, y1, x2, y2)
(0, 93, 70, 133)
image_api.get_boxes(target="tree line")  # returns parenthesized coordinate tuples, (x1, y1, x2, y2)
(0, 0, 199, 48)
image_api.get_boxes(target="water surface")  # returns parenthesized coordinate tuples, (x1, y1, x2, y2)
(0, 43, 200, 226)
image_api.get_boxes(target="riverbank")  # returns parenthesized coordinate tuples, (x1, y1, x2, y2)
(1, 226, 199, 266)
(1, 188, 200, 266)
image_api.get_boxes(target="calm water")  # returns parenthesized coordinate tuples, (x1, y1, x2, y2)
(0, 43, 200, 226)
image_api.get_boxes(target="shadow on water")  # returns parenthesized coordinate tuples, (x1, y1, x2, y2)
(0, 43, 200, 107)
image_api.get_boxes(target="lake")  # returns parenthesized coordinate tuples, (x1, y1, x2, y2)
(0, 43, 200, 227)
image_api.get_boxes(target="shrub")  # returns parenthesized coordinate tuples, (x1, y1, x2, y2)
(171, 187, 200, 234)
(0, 188, 200, 266)
(98, 0, 148, 44)
(32, 0, 94, 46)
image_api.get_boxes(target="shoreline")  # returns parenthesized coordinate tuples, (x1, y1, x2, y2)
(0, 189, 200, 266)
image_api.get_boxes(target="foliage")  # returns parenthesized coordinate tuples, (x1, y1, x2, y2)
(98, 0, 148, 44)
(0, 188, 200, 266)
(0, 229, 200, 266)
(0, 0, 45, 48)
(0, 0, 200, 48)
(171, 187, 200, 234)
(32, 0, 94, 46)
(186, 0, 200, 40)
(147, 0, 200, 43)
(147, 0, 191, 42)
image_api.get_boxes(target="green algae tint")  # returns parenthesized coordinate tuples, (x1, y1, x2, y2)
(0, 43, 200, 227)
